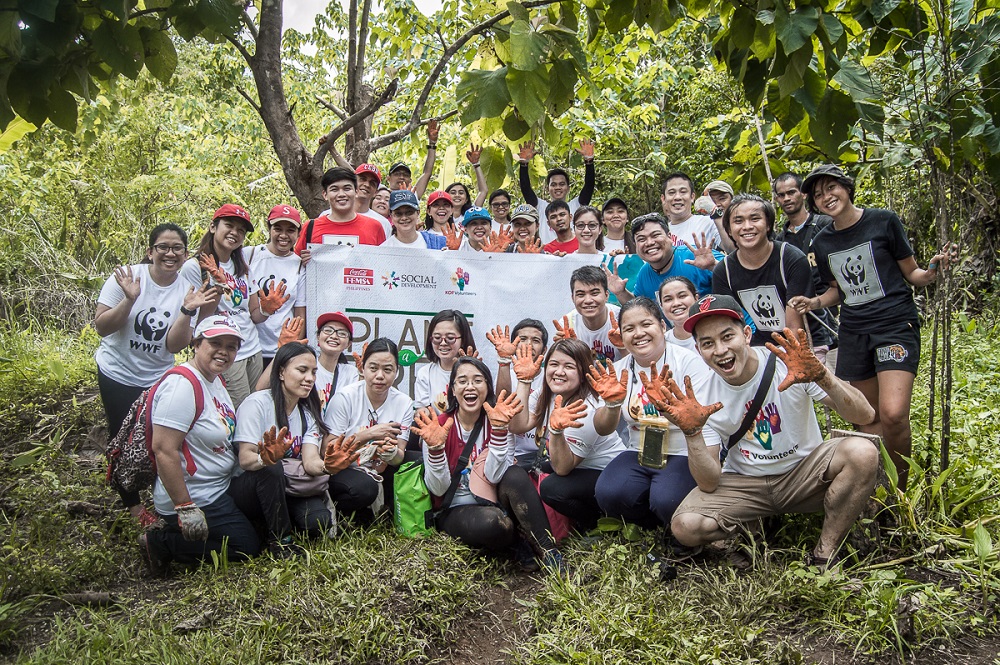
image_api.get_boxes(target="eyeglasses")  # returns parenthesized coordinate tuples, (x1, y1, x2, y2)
(431, 334, 459, 344)
(152, 244, 187, 255)
(319, 326, 350, 339)
(454, 377, 487, 387)
(574, 223, 600, 231)
(490, 202, 510, 209)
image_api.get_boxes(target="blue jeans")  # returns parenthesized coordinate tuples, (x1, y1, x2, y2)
(148, 492, 260, 564)
(595, 451, 697, 529)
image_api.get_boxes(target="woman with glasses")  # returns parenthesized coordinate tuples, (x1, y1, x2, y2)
(95, 223, 220, 527)
(488, 189, 513, 232)
(572, 206, 605, 255)
(314, 312, 360, 418)
(414, 309, 478, 413)
(324, 338, 414, 522)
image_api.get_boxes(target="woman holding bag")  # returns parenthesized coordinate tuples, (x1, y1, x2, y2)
(411, 357, 562, 571)
(234, 342, 334, 538)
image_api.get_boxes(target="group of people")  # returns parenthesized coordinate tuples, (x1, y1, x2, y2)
(94, 143, 953, 575)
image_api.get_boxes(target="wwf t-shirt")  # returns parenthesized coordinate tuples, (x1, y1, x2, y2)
(810, 208, 917, 329)
(712, 242, 812, 346)
(180, 254, 261, 361)
(247, 246, 306, 358)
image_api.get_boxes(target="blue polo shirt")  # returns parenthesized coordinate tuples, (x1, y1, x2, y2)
(633, 246, 723, 300)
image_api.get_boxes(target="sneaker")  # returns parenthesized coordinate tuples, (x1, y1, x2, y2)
(541, 549, 565, 575)
(138, 533, 171, 577)
(807, 550, 842, 572)
(267, 537, 305, 560)
(662, 535, 703, 562)
(513, 540, 540, 572)
(136, 506, 165, 530)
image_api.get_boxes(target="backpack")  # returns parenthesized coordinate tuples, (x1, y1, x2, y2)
(105, 366, 205, 495)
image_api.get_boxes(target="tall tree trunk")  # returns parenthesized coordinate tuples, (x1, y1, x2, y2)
(245, 0, 325, 217)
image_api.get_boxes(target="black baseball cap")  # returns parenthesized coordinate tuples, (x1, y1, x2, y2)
(801, 164, 851, 197)
(683, 295, 745, 334)
(388, 162, 411, 176)
(602, 197, 629, 212)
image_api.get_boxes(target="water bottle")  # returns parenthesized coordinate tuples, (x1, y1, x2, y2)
(459, 468, 471, 494)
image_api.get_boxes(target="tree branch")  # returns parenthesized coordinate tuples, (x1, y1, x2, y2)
(224, 34, 253, 66)
(313, 80, 399, 171)
(316, 96, 349, 120)
(347, 0, 358, 112)
(241, 9, 259, 41)
(236, 86, 261, 113)
(356, 0, 373, 98)
(368, 0, 563, 151)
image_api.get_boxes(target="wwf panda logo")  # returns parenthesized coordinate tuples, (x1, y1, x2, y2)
(841, 255, 866, 287)
(134, 307, 171, 342)
(752, 293, 776, 320)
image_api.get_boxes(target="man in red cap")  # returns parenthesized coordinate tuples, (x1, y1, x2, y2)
(353, 163, 391, 236)
(247, 204, 307, 368)
(652, 294, 878, 570)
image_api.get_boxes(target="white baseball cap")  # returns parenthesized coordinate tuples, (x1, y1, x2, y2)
(194, 316, 244, 341)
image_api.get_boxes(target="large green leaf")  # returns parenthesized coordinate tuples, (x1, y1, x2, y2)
(730, 8, 757, 49)
(22, 0, 59, 22)
(868, 0, 901, 23)
(950, 0, 974, 29)
(831, 57, 879, 101)
(502, 110, 530, 141)
(0, 11, 21, 59)
(91, 22, 145, 79)
(47, 85, 77, 132)
(775, 5, 819, 53)
(506, 0, 530, 22)
(196, 0, 241, 36)
(141, 27, 178, 82)
(510, 20, 547, 71)
(506, 66, 548, 125)
(792, 66, 825, 117)
(0, 115, 37, 152)
(812, 87, 857, 157)
(479, 145, 508, 190)
(457, 67, 511, 125)
(545, 57, 577, 116)
(605, 0, 636, 33)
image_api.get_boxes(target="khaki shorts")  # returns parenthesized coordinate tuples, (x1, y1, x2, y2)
(675, 437, 849, 535)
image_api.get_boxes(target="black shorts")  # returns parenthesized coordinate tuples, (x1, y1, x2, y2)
(836, 319, 920, 381)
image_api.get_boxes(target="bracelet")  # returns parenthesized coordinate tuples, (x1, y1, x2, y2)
(682, 428, 702, 438)
(427, 143, 437, 150)
(518, 379, 534, 385)
(497, 358, 512, 366)
(174, 501, 196, 511)
(928, 262, 938, 271)
(179, 305, 196, 317)
(604, 399, 624, 409)
(549, 426, 564, 435)
(471, 162, 481, 168)
(256, 452, 264, 468)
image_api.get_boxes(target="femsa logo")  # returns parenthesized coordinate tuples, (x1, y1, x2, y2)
(876, 344, 908, 363)
(382, 271, 400, 289)
(343, 267, 374, 286)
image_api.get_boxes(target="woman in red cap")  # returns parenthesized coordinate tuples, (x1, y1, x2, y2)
(181, 204, 290, 408)
(314, 312, 360, 418)
(424, 190, 456, 235)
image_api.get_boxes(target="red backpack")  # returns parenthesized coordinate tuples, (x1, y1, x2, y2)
(105, 366, 205, 495)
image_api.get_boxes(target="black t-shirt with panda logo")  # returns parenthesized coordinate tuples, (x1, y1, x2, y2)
(810, 208, 917, 331)
(712, 241, 813, 346)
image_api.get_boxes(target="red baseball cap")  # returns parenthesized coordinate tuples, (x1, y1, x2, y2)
(267, 204, 302, 228)
(212, 204, 253, 234)
(316, 312, 353, 337)
(427, 190, 453, 207)
(354, 163, 382, 183)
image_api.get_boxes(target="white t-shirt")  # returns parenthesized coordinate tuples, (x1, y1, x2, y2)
(316, 360, 360, 420)
(247, 246, 306, 358)
(414, 362, 452, 411)
(150, 364, 238, 514)
(612, 344, 722, 455)
(530, 391, 625, 470)
(95, 263, 189, 387)
(563, 305, 623, 366)
(513, 373, 545, 459)
(233, 390, 322, 462)
(665, 329, 698, 353)
(381, 233, 428, 250)
(603, 237, 626, 254)
(324, 380, 414, 444)
(361, 208, 392, 237)
(180, 254, 261, 361)
(667, 214, 722, 250)
(704, 347, 828, 476)
(536, 197, 582, 244)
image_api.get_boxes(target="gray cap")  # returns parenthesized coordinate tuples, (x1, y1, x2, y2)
(510, 204, 539, 223)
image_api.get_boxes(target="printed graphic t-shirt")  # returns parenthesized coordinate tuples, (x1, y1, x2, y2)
(810, 208, 917, 330)
(294, 214, 386, 252)
(95, 263, 189, 387)
(562, 305, 623, 365)
(233, 390, 322, 461)
(668, 214, 722, 250)
(316, 361, 360, 419)
(247, 246, 306, 357)
(529, 392, 626, 471)
(324, 380, 414, 445)
(180, 254, 261, 361)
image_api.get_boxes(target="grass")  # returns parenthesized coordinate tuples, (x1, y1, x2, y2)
(2, 318, 1000, 663)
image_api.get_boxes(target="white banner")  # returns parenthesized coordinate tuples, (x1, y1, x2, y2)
(305, 244, 604, 398)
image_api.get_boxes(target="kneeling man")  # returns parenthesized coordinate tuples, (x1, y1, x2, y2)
(648, 295, 877, 568)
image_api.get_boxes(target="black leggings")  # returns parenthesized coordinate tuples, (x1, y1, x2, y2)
(437, 465, 555, 554)
(538, 463, 604, 531)
(97, 369, 148, 509)
(227, 463, 293, 542)
(328, 466, 380, 523)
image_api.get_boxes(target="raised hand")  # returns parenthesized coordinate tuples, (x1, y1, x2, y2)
(638, 362, 673, 411)
(483, 390, 523, 429)
(513, 342, 543, 381)
(549, 395, 587, 432)
(608, 310, 623, 348)
(466, 143, 483, 164)
(603, 261, 627, 295)
(482, 230, 512, 253)
(259, 280, 290, 314)
(521, 237, 543, 254)
(486, 325, 517, 359)
(183, 280, 221, 312)
(411, 406, 454, 450)
(458, 346, 481, 360)
(575, 139, 595, 161)
(426, 119, 439, 143)
(114, 266, 141, 301)
(323, 434, 361, 473)
(444, 224, 463, 250)
(259, 426, 292, 465)
(198, 254, 228, 284)
(552, 315, 576, 341)
(928, 241, 959, 273)
(517, 141, 536, 163)
(765, 327, 827, 391)
(587, 362, 628, 404)
(682, 232, 718, 270)
(657, 375, 723, 436)
(277, 316, 304, 347)
(352, 342, 370, 375)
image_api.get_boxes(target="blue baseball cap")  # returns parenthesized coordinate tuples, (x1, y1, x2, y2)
(463, 206, 491, 224)
(389, 189, 420, 211)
